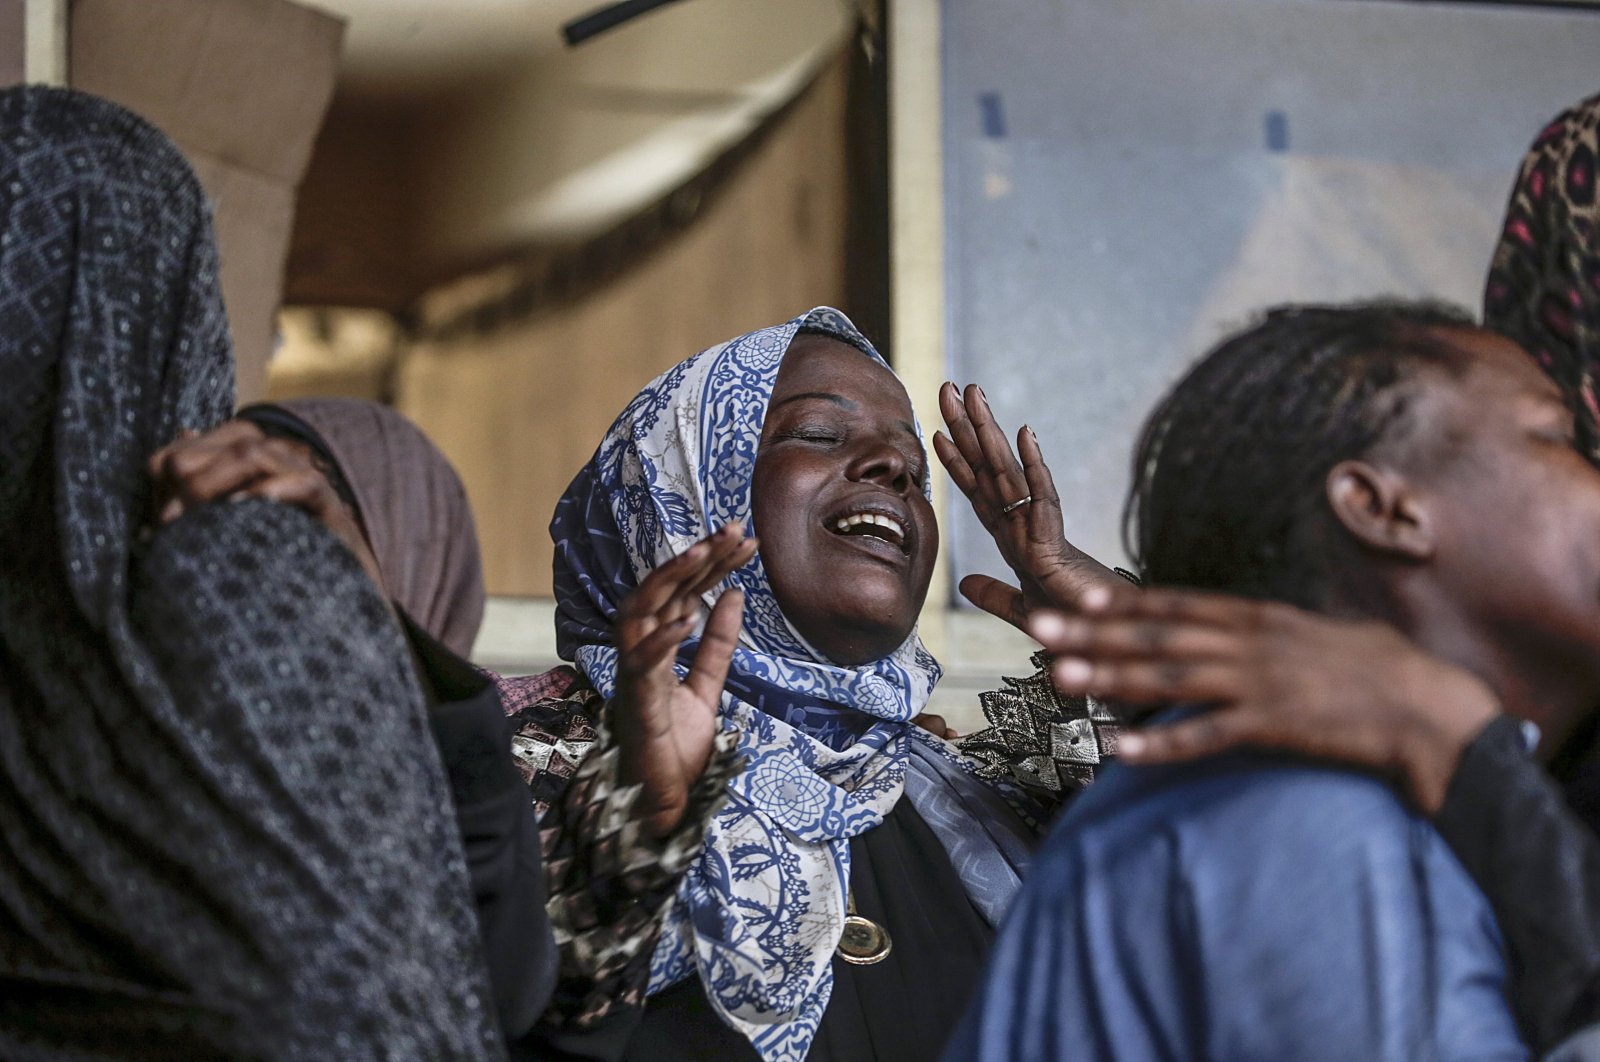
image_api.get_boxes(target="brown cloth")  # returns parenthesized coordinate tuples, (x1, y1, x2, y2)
(243, 398, 487, 657)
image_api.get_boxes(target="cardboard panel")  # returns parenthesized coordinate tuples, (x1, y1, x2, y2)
(70, 0, 343, 403)
(0, 0, 23, 85)
(70, 0, 341, 182)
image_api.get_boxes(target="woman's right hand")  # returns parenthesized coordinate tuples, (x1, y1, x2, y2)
(1030, 585, 1502, 814)
(614, 523, 757, 838)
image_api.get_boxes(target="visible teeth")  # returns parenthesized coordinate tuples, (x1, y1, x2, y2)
(832, 512, 906, 542)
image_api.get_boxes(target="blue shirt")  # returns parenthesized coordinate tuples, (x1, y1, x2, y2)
(946, 750, 1528, 1061)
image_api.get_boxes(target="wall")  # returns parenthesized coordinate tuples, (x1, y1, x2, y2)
(69, 0, 342, 403)
(285, 0, 851, 309)
(939, 0, 1600, 584)
(409, 0, 849, 268)
(1, 0, 23, 84)
(397, 52, 855, 597)
(285, 94, 421, 311)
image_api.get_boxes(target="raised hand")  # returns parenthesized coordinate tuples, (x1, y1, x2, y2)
(614, 523, 757, 838)
(1029, 585, 1501, 814)
(932, 382, 1120, 630)
(147, 420, 383, 590)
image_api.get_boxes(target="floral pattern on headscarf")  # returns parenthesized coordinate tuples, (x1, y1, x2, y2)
(549, 308, 944, 1060)
(1485, 93, 1600, 456)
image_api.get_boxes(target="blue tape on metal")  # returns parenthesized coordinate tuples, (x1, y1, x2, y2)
(1265, 110, 1289, 152)
(979, 92, 1007, 139)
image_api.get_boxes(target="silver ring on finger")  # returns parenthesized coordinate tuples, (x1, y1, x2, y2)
(1000, 494, 1033, 515)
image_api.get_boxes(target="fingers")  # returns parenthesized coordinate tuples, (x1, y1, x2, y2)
(958, 573, 1030, 632)
(1074, 585, 1282, 629)
(617, 615, 697, 683)
(1015, 424, 1067, 544)
(1028, 611, 1242, 663)
(684, 536, 758, 600)
(937, 383, 998, 524)
(150, 423, 337, 525)
(914, 713, 960, 740)
(147, 421, 256, 480)
(932, 429, 979, 502)
(622, 523, 747, 627)
(684, 589, 743, 705)
(963, 384, 1029, 515)
(179, 440, 322, 511)
(619, 525, 755, 662)
(1030, 607, 1248, 703)
(937, 381, 981, 465)
(1117, 710, 1261, 764)
(1049, 655, 1242, 705)
(237, 467, 340, 511)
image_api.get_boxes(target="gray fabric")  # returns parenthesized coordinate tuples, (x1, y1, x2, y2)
(1548, 1025, 1600, 1062)
(0, 85, 501, 1058)
(903, 737, 1033, 928)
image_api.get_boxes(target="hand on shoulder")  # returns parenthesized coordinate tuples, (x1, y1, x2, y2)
(1031, 585, 1500, 815)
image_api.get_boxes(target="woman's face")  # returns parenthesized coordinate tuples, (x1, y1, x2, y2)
(752, 333, 939, 666)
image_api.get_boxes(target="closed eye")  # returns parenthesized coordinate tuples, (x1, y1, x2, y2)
(780, 428, 841, 444)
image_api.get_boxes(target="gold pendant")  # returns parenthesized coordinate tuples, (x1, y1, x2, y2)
(836, 890, 892, 965)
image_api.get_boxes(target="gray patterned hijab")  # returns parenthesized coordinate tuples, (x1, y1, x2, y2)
(0, 86, 501, 1058)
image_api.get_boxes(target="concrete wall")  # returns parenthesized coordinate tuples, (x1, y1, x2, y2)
(940, 0, 1600, 584)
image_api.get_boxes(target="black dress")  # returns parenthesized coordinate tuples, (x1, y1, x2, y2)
(407, 615, 558, 1039)
(549, 797, 996, 1062)
(1434, 717, 1600, 1052)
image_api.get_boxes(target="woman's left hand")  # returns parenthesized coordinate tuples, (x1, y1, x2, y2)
(147, 420, 384, 592)
(933, 382, 1121, 630)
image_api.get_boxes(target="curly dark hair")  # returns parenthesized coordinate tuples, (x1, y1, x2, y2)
(1124, 301, 1479, 609)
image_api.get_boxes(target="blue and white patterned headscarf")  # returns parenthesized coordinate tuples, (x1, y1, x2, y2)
(551, 308, 1031, 1059)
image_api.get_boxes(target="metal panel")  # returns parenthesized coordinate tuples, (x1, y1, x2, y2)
(941, 0, 1600, 582)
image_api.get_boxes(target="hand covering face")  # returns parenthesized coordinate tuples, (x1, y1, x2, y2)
(1485, 93, 1600, 455)
(550, 307, 1033, 1061)
(241, 397, 488, 657)
(0, 86, 501, 1059)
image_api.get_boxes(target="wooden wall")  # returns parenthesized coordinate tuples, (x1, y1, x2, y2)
(396, 52, 854, 597)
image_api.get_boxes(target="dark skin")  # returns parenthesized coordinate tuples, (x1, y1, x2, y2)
(612, 334, 949, 805)
(1031, 588, 1499, 813)
(752, 334, 939, 666)
(932, 382, 1121, 629)
(151, 335, 949, 833)
(1027, 328, 1600, 812)
(148, 421, 385, 591)
(611, 524, 755, 837)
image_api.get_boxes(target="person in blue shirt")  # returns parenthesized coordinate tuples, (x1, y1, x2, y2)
(948, 301, 1600, 1060)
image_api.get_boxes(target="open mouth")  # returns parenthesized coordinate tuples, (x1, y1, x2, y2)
(828, 508, 909, 554)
